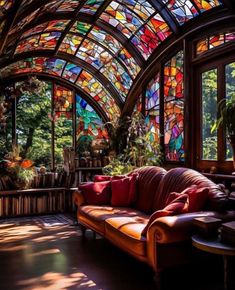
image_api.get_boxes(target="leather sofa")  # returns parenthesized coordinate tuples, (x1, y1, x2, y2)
(73, 166, 235, 274)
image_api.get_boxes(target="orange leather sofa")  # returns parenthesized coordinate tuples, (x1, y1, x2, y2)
(73, 166, 234, 274)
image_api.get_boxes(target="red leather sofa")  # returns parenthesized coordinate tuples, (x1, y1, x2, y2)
(73, 166, 235, 274)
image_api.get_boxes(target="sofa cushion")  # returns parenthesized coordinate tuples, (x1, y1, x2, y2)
(78, 205, 147, 235)
(79, 181, 111, 205)
(111, 174, 138, 206)
(94, 175, 112, 182)
(153, 167, 228, 212)
(105, 215, 149, 258)
(134, 166, 167, 214)
(141, 194, 189, 236)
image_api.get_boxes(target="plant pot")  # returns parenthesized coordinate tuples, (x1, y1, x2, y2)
(228, 135, 235, 172)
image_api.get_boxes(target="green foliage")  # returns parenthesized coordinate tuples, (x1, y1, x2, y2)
(103, 112, 162, 176)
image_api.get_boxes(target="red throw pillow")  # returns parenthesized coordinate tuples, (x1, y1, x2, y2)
(94, 175, 112, 182)
(111, 174, 138, 206)
(141, 194, 189, 236)
(181, 186, 209, 212)
(79, 181, 111, 205)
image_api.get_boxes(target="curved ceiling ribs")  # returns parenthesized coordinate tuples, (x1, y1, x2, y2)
(0, 0, 228, 122)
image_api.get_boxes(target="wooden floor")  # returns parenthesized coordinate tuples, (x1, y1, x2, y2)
(0, 215, 234, 290)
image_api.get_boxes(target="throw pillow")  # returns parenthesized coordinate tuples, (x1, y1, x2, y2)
(111, 174, 138, 206)
(181, 186, 209, 212)
(94, 175, 112, 182)
(78, 181, 111, 205)
(141, 194, 189, 236)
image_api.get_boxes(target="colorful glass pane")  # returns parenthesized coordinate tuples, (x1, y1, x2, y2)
(121, 0, 155, 20)
(163, 0, 198, 25)
(59, 34, 83, 54)
(100, 59, 132, 99)
(80, 0, 105, 15)
(39, 32, 61, 49)
(45, 20, 70, 32)
(56, 0, 80, 12)
(76, 94, 108, 140)
(62, 63, 82, 83)
(45, 58, 66, 76)
(76, 39, 112, 69)
(118, 49, 140, 78)
(15, 35, 41, 54)
(164, 50, 184, 161)
(131, 26, 160, 60)
(193, 0, 222, 12)
(54, 84, 73, 113)
(133, 94, 142, 113)
(196, 38, 208, 55)
(21, 23, 47, 39)
(88, 26, 123, 54)
(70, 21, 91, 35)
(145, 110, 160, 143)
(148, 14, 172, 42)
(209, 34, 225, 49)
(146, 73, 160, 111)
(76, 71, 120, 120)
(101, 1, 143, 38)
(225, 32, 235, 42)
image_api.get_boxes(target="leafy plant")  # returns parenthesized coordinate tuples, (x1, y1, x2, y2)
(211, 95, 235, 136)
(102, 112, 162, 175)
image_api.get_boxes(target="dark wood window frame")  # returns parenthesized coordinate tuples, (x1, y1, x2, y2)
(193, 53, 235, 174)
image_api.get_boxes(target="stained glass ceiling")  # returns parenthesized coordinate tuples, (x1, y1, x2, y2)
(0, 0, 225, 121)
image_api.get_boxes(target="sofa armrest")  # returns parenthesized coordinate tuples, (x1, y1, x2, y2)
(146, 211, 218, 271)
(72, 190, 85, 207)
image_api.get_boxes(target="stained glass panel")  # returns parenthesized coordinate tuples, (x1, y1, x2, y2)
(56, 0, 80, 12)
(100, 60, 132, 99)
(145, 111, 160, 143)
(164, 50, 184, 161)
(70, 21, 91, 35)
(209, 34, 225, 49)
(196, 38, 208, 55)
(76, 94, 108, 141)
(101, 1, 143, 38)
(163, 0, 198, 25)
(80, 0, 105, 15)
(76, 71, 120, 120)
(196, 32, 235, 56)
(121, 0, 155, 20)
(54, 84, 73, 113)
(76, 39, 112, 69)
(193, 0, 222, 12)
(59, 34, 83, 54)
(62, 63, 82, 83)
(146, 73, 160, 111)
(118, 49, 140, 78)
(88, 26, 122, 54)
(46, 58, 66, 76)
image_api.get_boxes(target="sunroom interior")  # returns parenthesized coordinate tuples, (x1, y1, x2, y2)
(0, 1, 235, 290)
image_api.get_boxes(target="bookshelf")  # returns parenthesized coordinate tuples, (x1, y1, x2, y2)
(0, 188, 76, 218)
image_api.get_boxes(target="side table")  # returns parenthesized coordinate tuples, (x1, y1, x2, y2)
(192, 234, 235, 290)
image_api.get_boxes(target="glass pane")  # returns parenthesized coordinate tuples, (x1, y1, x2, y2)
(225, 62, 235, 160)
(53, 85, 73, 169)
(201, 69, 218, 160)
(164, 50, 184, 162)
(16, 81, 52, 169)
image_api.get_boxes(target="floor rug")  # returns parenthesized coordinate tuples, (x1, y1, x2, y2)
(0, 213, 77, 227)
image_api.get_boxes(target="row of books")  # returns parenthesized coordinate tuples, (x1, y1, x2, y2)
(0, 190, 73, 217)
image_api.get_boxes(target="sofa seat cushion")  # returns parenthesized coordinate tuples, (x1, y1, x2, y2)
(105, 215, 149, 258)
(78, 205, 147, 235)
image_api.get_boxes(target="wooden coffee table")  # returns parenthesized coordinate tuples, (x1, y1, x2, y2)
(192, 234, 235, 290)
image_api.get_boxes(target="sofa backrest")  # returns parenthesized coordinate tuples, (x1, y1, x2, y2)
(133, 166, 167, 214)
(152, 167, 228, 212)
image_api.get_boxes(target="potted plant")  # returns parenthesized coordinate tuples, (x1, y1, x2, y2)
(211, 95, 235, 168)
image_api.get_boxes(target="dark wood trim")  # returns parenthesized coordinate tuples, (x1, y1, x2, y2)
(72, 90, 76, 150)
